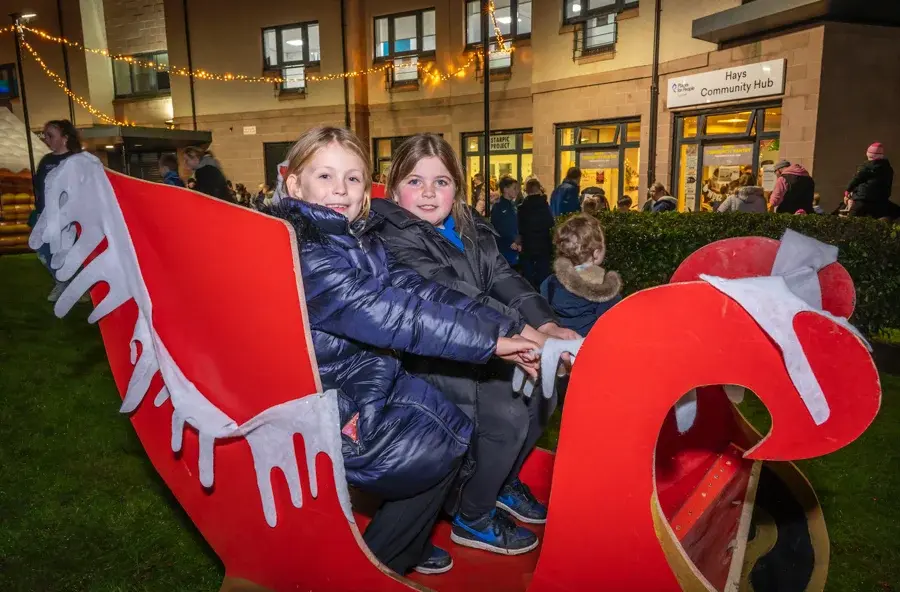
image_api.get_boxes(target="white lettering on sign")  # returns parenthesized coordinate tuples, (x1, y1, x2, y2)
(490, 134, 515, 152)
(243, 126, 257, 136)
(667, 59, 786, 109)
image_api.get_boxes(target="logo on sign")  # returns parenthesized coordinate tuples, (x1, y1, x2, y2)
(671, 81, 695, 96)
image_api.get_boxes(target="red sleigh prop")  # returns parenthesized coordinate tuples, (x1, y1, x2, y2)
(33, 153, 880, 592)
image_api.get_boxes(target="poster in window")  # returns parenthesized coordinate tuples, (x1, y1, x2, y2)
(684, 144, 698, 212)
(702, 144, 753, 167)
(490, 134, 516, 152)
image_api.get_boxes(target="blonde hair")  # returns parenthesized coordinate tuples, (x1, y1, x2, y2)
(554, 214, 606, 266)
(386, 133, 473, 234)
(183, 146, 210, 160)
(283, 126, 373, 221)
(581, 195, 603, 216)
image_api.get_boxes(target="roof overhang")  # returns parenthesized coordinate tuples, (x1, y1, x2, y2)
(692, 0, 900, 44)
(80, 125, 212, 152)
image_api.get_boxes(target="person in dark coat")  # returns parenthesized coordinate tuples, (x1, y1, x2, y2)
(550, 167, 582, 216)
(648, 182, 678, 213)
(517, 178, 555, 288)
(158, 153, 185, 188)
(846, 142, 895, 218)
(541, 215, 623, 337)
(268, 127, 539, 576)
(183, 146, 232, 202)
(491, 176, 521, 266)
(373, 134, 581, 557)
(769, 161, 814, 214)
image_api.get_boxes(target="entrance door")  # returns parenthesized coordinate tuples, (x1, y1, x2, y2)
(264, 141, 293, 189)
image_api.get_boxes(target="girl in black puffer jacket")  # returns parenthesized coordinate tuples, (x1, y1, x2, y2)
(267, 127, 538, 576)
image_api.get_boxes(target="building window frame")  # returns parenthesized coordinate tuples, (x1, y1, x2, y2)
(0, 63, 18, 99)
(563, 0, 638, 25)
(465, 0, 532, 48)
(555, 118, 641, 207)
(112, 51, 171, 99)
(461, 128, 534, 200)
(374, 8, 437, 88)
(262, 21, 321, 94)
(671, 102, 782, 212)
(373, 134, 444, 176)
(574, 13, 618, 58)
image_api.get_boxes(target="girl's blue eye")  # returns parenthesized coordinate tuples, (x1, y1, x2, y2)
(407, 178, 421, 186)
(319, 173, 330, 180)
(349, 176, 361, 183)
(436, 179, 450, 187)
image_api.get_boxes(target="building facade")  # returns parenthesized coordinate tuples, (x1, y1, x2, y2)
(3, 0, 899, 210)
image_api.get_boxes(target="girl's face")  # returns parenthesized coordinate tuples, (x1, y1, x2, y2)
(43, 125, 68, 154)
(396, 156, 456, 227)
(286, 142, 367, 221)
(183, 154, 201, 171)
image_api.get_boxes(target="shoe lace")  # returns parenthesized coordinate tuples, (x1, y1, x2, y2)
(511, 479, 538, 504)
(491, 510, 519, 537)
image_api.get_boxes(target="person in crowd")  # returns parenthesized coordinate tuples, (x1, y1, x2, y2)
(254, 184, 271, 210)
(373, 133, 579, 559)
(813, 193, 825, 215)
(550, 167, 582, 216)
(225, 179, 237, 202)
(648, 182, 678, 213)
(30, 120, 83, 302)
(580, 187, 608, 216)
(266, 126, 539, 576)
(491, 176, 521, 267)
(186, 177, 197, 191)
(158, 154, 185, 188)
(517, 178, 555, 288)
(769, 160, 814, 214)
(845, 142, 895, 218)
(371, 171, 387, 199)
(716, 185, 767, 213)
(183, 147, 232, 202)
(234, 183, 251, 206)
(541, 215, 623, 337)
(617, 195, 633, 212)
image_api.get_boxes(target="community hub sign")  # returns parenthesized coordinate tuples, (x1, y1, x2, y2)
(667, 59, 787, 109)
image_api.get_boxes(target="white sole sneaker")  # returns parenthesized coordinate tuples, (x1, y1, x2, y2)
(449, 531, 539, 556)
(495, 501, 548, 525)
(413, 558, 454, 575)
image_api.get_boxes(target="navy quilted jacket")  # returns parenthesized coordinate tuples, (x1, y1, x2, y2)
(270, 199, 518, 498)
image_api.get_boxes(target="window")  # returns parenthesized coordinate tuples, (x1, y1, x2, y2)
(564, 0, 638, 24)
(466, 0, 531, 46)
(262, 22, 321, 94)
(374, 134, 444, 175)
(113, 52, 170, 98)
(583, 14, 617, 53)
(556, 119, 640, 210)
(374, 9, 436, 87)
(462, 129, 533, 204)
(0, 63, 18, 99)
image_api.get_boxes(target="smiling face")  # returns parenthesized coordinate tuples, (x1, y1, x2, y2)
(395, 156, 457, 227)
(285, 142, 367, 221)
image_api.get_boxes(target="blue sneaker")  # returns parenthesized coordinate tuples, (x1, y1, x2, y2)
(496, 479, 547, 524)
(413, 545, 453, 575)
(450, 509, 539, 555)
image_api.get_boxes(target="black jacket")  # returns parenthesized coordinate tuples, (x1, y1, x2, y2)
(847, 159, 894, 203)
(193, 156, 232, 202)
(517, 194, 554, 258)
(371, 198, 557, 420)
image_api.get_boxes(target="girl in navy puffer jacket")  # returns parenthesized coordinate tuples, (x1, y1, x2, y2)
(267, 127, 539, 577)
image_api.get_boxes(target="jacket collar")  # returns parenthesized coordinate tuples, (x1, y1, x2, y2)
(554, 257, 623, 303)
(281, 198, 380, 236)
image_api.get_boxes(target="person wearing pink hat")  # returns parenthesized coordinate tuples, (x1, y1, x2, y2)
(845, 142, 895, 218)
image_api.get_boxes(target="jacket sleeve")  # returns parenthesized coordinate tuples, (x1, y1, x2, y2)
(380, 231, 525, 325)
(846, 165, 872, 197)
(301, 245, 505, 364)
(716, 196, 735, 212)
(194, 166, 218, 198)
(485, 230, 558, 328)
(769, 177, 787, 208)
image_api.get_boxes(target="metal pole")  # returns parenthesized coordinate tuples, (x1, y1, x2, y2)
(182, 0, 197, 130)
(340, 0, 351, 129)
(481, 0, 491, 217)
(647, 0, 662, 191)
(56, 0, 76, 124)
(10, 14, 37, 182)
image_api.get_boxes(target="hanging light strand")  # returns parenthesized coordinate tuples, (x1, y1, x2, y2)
(489, 1, 511, 53)
(20, 34, 134, 126)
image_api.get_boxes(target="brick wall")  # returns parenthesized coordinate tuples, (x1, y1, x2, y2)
(104, 0, 167, 56)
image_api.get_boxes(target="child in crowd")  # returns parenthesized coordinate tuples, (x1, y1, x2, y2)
(158, 154, 185, 188)
(541, 215, 623, 337)
(372, 134, 580, 558)
(265, 126, 539, 576)
(617, 196, 633, 212)
(491, 176, 521, 266)
(517, 178, 555, 288)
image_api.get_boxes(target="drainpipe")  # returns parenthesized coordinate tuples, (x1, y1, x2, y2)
(647, 0, 662, 189)
(56, 0, 76, 124)
(182, 0, 197, 130)
(481, 0, 491, 217)
(340, 0, 351, 129)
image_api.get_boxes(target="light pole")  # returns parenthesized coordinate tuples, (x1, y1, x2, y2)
(9, 12, 37, 181)
(481, 0, 491, 216)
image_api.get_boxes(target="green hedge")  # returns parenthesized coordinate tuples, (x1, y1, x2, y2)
(580, 212, 900, 338)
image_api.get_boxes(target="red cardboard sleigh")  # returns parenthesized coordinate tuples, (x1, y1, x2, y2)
(32, 153, 880, 592)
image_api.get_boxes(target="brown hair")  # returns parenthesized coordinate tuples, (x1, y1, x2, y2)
(554, 214, 607, 266)
(524, 178, 543, 195)
(159, 153, 179, 171)
(650, 182, 669, 197)
(565, 167, 582, 182)
(387, 133, 473, 233)
(44, 120, 82, 154)
(183, 146, 211, 161)
(282, 126, 373, 221)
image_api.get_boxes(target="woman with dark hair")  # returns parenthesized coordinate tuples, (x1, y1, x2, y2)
(183, 146, 232, 202)
(31, 120, 83, 302)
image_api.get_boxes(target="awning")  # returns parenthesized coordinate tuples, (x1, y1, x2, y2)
(692, 0, 900, 44)
(79, 125, 212, 152)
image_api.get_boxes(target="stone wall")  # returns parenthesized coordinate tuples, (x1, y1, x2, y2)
(103, 0, 167, 56)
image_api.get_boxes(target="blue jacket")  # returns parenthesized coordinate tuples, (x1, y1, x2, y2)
(270, 199, 517, 498)
(651, 196, 679, 213)
(540, 258, 623, 337)
(490, 197, 519, 265)
(162, 170, 186, 188)
(550, 180, 581, 217)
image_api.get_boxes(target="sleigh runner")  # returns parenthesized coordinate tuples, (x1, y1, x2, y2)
(32, 152, 880, 592)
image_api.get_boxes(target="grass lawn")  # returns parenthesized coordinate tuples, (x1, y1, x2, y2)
(1, 254, 898, 591)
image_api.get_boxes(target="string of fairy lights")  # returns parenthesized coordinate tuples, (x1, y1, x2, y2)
(3, 2, 513, 126)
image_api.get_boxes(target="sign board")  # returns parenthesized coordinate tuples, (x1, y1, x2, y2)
(243, 126, 257, 136)
(580, 151, 619, 170)
(684, 144, 699, 211)
(490, 134, 516, 152)
(667, 59, 786, 109)
(762, 164, 777, 192)
(702, 144, 753, 167)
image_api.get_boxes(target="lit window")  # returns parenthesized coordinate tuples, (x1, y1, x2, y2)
(113, 51, 170, 98)
(564, 0, 638, 24)
(374, 8, 437, 88)
(262, 22, 321, 93)
(0, 64, 17, 99)
(466, 0, 532, 46)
